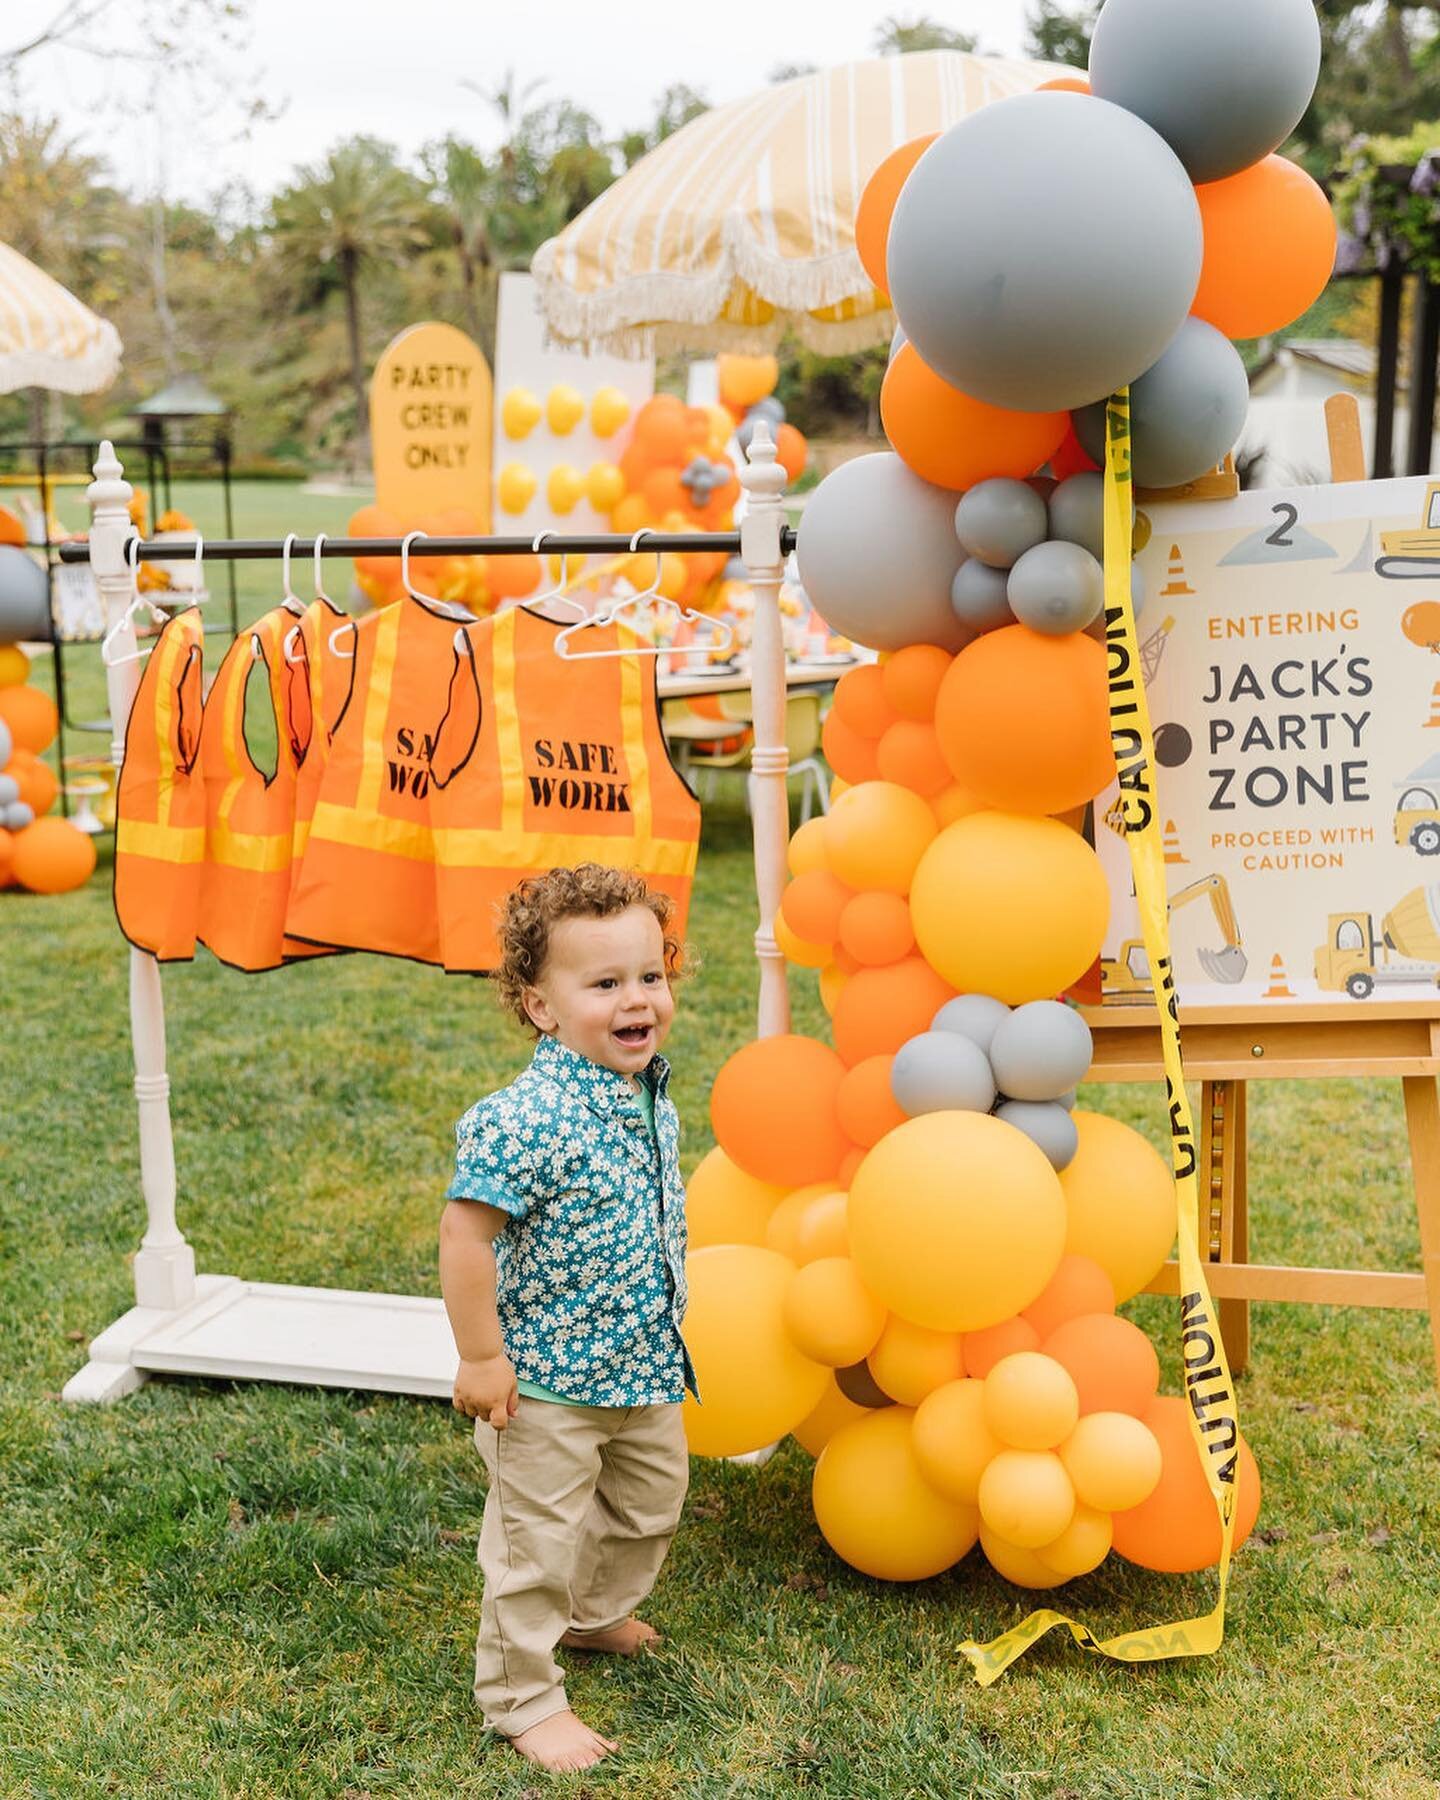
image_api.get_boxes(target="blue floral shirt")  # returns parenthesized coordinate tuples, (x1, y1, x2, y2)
(445, 1035, 695, 1406)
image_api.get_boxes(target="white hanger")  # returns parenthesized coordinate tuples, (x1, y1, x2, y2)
(554, 531, 734, 662)
(279, 532, 306, 619)
(451, 531, 589, 654)
(288, 531, 352, 663)
(100, 535, 172, 668)
(401, 528, 479, 624)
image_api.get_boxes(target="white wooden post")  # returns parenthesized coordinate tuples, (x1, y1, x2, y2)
(91, 441, 196, 1312)
(739, 423, 791, 1039)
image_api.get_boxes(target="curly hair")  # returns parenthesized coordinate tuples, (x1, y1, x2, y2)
(494, 864, 689, 1034)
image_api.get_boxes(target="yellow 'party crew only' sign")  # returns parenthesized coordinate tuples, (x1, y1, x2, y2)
(370, 321, 493, 527)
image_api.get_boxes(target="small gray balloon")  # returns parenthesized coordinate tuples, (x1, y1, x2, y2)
(887, 92, 1203, 412)
(954, 478, 1049, 569)
(0, 773, 17, 806)
(995, 1100, 1079, 1171)
(797, 454, 971, 654)
(890, 323, 908, 362)
(748, 396, 786, 425)
(1006, 540, 1104, 636)
(1054, 1088, 1078, 1112)
(1074, 319, 1250, 491)
(0, 545, 50, 644)
(1131, 560, 1147, 620)
(932, 994, 1011, 1057)
(734, 417, 759, 456)
(1048, 472, 1106, 561)
(3, 800, 35, 830)
(0, 718, 11, 766)
(1089, 0, 1322, 185)
(950, 557, 1015, 635)
(722, 555, 747, 581)
(891, 1030, 997, 1117)
(990, 1000, 1094, 1102)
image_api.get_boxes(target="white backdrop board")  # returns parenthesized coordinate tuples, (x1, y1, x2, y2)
(1098, 475, 1440, 1012)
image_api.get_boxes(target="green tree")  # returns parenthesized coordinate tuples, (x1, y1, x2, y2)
(1299, 2, 1440, 160)
(618, 84, 710, 169)
(1024, 1, 1097, 69)
(424, 135, 495, 345)
(872, 15, 979, 55)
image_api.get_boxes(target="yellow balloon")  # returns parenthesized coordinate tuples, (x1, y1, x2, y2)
(849, 1112, 1065, 1332)
(979, 1524, 1069, 1590)
(682, 1246, 829, 1457)
(497, 463, 538, 516)
(931, 782, 982, 829)
(787, 816, 830, 878)
(686, 1146, 786, 1248)
(590, 385, 632, 437)
(868, 1316, 965, 1406)
(546, 383, 586, 434)
(977, 1449, 1076, 1549)
(909, 811, 1110, 1005)
(983, 1352, 1080, 1451)
(793, 1377, 871, 1455)
(1059, 1411, 1163, 1513)
(546, 464, 585, 515)
(0, 644, 30, 687)
(912, 1378, 1001, 1504)
(501, 387, 542, 439)
(1060, 1112, 1176, 1302)
(703, 402, 737, 446)
(1038, 1503, 1112, 1579)
(783, 1257, 887, 1366)
(766, 1184, 843, 1260)
(585, 461, 626, 511)
(794, 1191, 849, 1263)
(812, 1407, 979, 1580)
(818, 963, 848, 1017)
(611, 492, 650, 535)
(657, 552, 688, 602)
(775, 910, 831, 970)
(825, 781, 937, 895)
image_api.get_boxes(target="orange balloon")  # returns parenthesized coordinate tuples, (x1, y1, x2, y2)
(1021, 1254, 1116, 1341)
(347, 502, 401, 539)
(881, 345, 1068, 492)
(0, 824, 13, 886)
(711, 1035, 850, 1187)
(832, 956, 954, 1066)
(837, 890, 915, 966)
(643, 469, 692, 518)
(822, 708, 882, 785)
(775, 909, 832, 969)
(7, 747, 58, 816)
(934, 627, 1115, 815)
(774, 422, 808, 483)
(0, 506, 24, 547)
(487, 553, 542, 600)
(788, 815, 831, 877)
(1191, 155, 1338, 342)
(838, 1146, 866, 1189)
(1043, 1313, 1159, 1417)
(717, 354, 779, 410)
(1110, 1396, 1262, 1573)
(0, 684, 58, 756)
(633, 394, 692, 462)
(876, 720, 950, 797)
(881, 644, 952, 721)
(10, 816, 96, 893)
(782, 869, 852, 944)
(964, 1316, 1041, 1379)
(824, 781, 937, 894)
(1036, 75, 1091, 94)
(832, 662, 893, 738)
(1403, 602, 1440, 651)
(854, 134, 938, 294)
(835, 1054, 908, 1148)
(932, 783, 982, 828)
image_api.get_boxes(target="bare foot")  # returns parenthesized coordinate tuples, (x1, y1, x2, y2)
(509, 1709, 618, 1773)
(560, 1617, 661, 1656)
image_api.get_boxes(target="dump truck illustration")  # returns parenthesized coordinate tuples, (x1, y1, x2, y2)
(1314, 885, 1440, 998)
(1102, 874, 1246, 1003)
(1377, 481, 1440, 576)
(1395, 754, 1440, 855)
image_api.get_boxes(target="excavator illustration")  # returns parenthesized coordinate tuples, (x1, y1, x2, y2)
(1102, 873, 1247, 1003)
(1376, 481, 1440, 577)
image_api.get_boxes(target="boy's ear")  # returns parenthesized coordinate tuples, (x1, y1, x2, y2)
(522, 985, 556, 1034)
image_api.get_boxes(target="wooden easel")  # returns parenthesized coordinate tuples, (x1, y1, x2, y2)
(1086, 395, 1440, 1390)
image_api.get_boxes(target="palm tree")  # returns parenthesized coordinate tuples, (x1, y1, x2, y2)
(872, 15, 979, 55)
(269, 138, 430, 467)
(426, 135, 494, 346)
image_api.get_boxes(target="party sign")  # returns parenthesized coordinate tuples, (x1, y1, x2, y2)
(370, 322, 493, 525)
(1095, 474, 1440, 1012)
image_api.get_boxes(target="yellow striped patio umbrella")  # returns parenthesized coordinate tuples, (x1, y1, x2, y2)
(531, 50, 1068, 356)
(0, 240, 122, 394)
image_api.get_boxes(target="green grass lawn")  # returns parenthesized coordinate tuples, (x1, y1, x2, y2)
(4, 485, 1440, 1796)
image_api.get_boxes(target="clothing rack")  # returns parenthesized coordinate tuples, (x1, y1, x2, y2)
(63, 434, 795, 1405)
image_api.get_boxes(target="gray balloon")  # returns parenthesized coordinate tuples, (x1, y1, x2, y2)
(0, 774, 17, 807)
(886, 92, 1202, 412)
(1055, 1088, 1078, 1112)
(1048, 472, 1106, 561)
(3, 800, 35, 830)
(891, 1030, 997, 1117)
(1089, 0, 1322, 185)
(1074, 319, 1250, 491)
(1007, 540, 1104, 635)
(797, 453, 970, 653)
(995, 1100, 1079, 1171)
(950, 558, 1015, 636)
(0, 718, 10, 767)
(932, 993, 1011, 1057)
(748, 396, 786, 425)
(954, 478, 1049, 569)
(1086, 560, 1148, 643)
(990, 1001, 1094, 1102)
(0, 546, 50, 644)
(890, 323, 908, 362)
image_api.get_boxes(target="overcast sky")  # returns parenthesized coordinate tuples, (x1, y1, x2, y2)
(13, 0, 1038, 205)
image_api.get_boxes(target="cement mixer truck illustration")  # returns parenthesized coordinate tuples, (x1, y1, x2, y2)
(1314, 885, 1440, 999)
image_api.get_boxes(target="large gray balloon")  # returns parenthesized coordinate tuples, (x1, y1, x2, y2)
(990, 1001, 1094, 1102)
(0, 546, 50, 644)
(1074, 319, 1250, 491)
(995, 1100, 1079, 1171)
(1048, 473, 1105, 561)
(886, 92, 1203, 413)
(891, 1030, 997, 1117)
(954, 479, 1049, 569)
(950, 559, 1015, 636)
(1089, 0, 1322, 185)
(797, 454, 970, 653)
(932, 993, 1011, 1057)
(1007, 540, 1104, 635)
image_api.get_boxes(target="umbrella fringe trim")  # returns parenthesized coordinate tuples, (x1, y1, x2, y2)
(0, 325, 123, 397)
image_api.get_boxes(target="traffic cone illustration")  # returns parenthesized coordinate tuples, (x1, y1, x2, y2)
(1162, 818, 1188, 864)
(1424, 681, 1440, 728)
(1263, 952, 1296, 998)
(1158, 544, 1196, 597)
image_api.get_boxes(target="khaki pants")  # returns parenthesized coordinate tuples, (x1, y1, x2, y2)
(473, 1398, 689, 1737)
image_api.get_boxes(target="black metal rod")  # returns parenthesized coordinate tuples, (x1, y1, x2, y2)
(1374, 264, 1405, 480)
(59, 529, 795, 565)
(1408, 277, 1440, 477)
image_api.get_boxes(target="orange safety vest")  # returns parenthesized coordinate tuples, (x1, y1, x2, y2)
(431, 605, 701, 972)
(196, 606, 328, 972)
(114, 607, 206, 960)
(280, 597, 357, 957)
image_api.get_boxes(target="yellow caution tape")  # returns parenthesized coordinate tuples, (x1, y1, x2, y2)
(958, 390, 1240, 1686)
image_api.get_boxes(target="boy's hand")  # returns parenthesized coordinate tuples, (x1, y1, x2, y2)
(453, 1354, 519, 1430)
